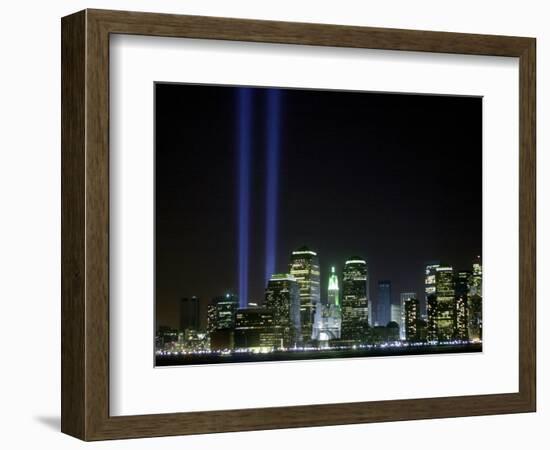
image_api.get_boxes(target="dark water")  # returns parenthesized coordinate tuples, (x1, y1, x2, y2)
(156, 343, 482, 367)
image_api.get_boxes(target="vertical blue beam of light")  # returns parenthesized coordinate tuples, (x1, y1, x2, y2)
(264, 89, 281, 286)
(237, 88, 252, 308)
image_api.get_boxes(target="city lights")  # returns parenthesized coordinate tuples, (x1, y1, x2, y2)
(156, 250, 483, 365)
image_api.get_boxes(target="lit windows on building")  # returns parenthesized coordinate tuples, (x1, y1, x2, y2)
(289, 246, 321, 342)
(454, 271, 470, 341)
(427, 266, 455, 341)
(399, 292, 417, 340)
(468, 257, 483, 341)
(341, 257, 369, 344)
(404, 297, 420, 341)
(207, 293, 239, 350)
(264, 274, 302, 348)
(312, 266, 342, 344)
(234, 307, 278, 351)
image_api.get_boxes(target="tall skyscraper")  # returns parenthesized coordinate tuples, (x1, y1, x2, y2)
(289, 246, 321, 342)
(264, 274, 302, 348)
(341, 257, 369, 343)
(207, 293, 238, 350)
(399, 292, 417, 339)
(467, 257, 483, 341)
(470, 256, 482, 297)
(312, 266, 342, 343)
(424, 262, 440, 317)
(207, 293, 239, 332)
(427, 266, 455, 341)
(328, 266, 340, 306)
(404, 297, 420, 341)
(376, 280, 391, 326)
(179, 296, 200, 332)
(454, 271, 470, 340)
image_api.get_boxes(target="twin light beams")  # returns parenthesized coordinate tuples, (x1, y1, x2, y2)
(237, 88, 282, 307)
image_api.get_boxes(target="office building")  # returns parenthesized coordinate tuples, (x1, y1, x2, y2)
(312, 266, 342, 343)
(289, 246, 321, 341)
(399, 292, 417, 339)
(341, 257, 369, 343)
(404, 297, 420, 341)
(427, 266, 455, 341)
(376, 280, 391, 326)
(234, 307, 278, 350)
(264, 273, 302, 348)
(179, 296, 200, 332)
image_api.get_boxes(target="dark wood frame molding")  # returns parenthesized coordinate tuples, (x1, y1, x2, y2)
(61, 9, 536, 441)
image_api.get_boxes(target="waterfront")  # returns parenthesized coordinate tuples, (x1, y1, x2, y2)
(156, 342, 482, 366)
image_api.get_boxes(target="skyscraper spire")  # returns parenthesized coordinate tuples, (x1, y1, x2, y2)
(328, 266, 339, 306)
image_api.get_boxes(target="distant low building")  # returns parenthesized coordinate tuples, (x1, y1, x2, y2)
(155, 326, 179, 351)
(234, 307, 278, 350)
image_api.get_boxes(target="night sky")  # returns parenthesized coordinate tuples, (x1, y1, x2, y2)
(155, 83, 482, 330)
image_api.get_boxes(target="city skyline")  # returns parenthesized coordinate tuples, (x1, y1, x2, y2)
(156, 245, 482, 365)
(164, 247, 482, 332)
(155, 84, 482, 330)
(155, 82, 482, 360)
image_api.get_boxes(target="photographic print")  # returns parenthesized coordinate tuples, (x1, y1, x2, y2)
(154, 83, 483, 366)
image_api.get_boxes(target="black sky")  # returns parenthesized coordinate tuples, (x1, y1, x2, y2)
(155, 83, 482, 329)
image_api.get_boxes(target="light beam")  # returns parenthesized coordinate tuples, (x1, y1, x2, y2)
(264, 89, 281, 285)
(237, 88, 252, 307)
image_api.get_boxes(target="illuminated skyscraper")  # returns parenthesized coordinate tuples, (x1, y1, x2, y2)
(470, 256, 482, 297)
(399, 292, 417, 339)
(454, 271, 470, 340)
(312, 266, 341, 343)
(328, 266, 339, 306)
(179, 296, 200, 332)
(207, 293, 238, 332)
(341, 257, 369, 343)
(264, 274, 302, 348)
(289, 246, 321, 342)
(467, 257, 483, 341)
(207, 293, 238, 350)
(424, 262, 440, 316)
(427, 266, 455, 341)
(375, 280, 391, 326)
(404, 297, 420, 341)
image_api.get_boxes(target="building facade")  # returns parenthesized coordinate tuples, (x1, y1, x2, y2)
(341, 257, 369, 343)
(233, 307, 277, 350)
(289, 246, 321, 342)
(264, 273, 302, 348)
(312, 266, 342, 344)
(375, 280, 391, 326)
(179, 296, 200, 333)
(427, 266, 455, 341)
(207, 293, 238, 350)
(454, 271, 470, 340)
(468, 257, 483, 341)
(399, 292, 417, 339)
(404, 297, 420, 341)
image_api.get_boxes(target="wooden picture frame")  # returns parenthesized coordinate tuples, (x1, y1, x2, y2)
(61, 8, 536, 441)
